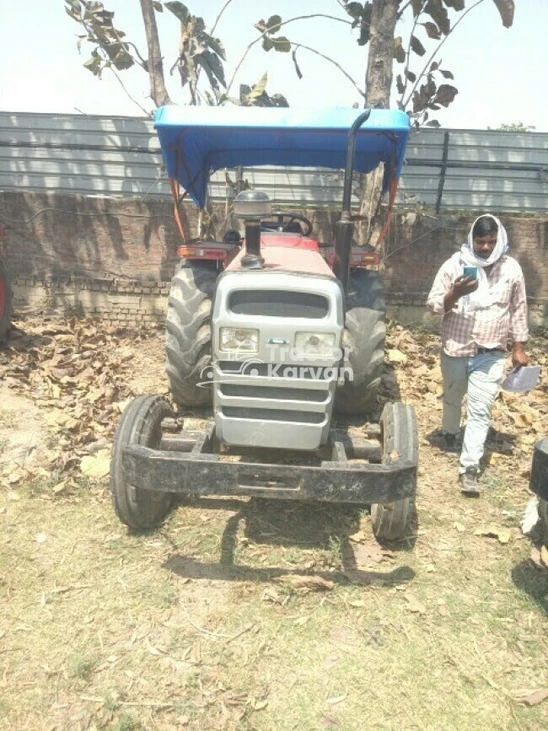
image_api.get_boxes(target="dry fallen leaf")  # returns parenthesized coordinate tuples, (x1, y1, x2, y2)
(387, 349, 408, 364)
(327, 692, 347, 705)
(404, 592, 426, 615)
(541, 545, 548, 568)
(515, 688, 548, 706)
(278, 575, 334, 591)
(80, 449, 111, 478)
(454, 521, 466, 533)
(474, 526, 512, 544)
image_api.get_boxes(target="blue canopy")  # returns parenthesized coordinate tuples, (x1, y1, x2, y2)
(154, 105, 410, 208)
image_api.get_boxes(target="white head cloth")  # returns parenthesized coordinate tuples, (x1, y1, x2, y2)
(459, 214, 509, 313)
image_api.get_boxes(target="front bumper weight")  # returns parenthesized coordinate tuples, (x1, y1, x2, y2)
(122, 427, 417, 504)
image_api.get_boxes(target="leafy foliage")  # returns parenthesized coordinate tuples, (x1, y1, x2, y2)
(164, 1, 226, 102)
(64, 0, 136, 78)
(65, 0, 286, 108)
(340, 0, 514, 127)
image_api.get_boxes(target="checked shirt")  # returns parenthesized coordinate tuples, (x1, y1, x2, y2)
(426, 254, 529, 357)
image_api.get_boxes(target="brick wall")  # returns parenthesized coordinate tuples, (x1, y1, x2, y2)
(1, 191, 547, 326)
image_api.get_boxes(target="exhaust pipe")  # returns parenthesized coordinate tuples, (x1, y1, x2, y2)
(333, 109, 372, 295)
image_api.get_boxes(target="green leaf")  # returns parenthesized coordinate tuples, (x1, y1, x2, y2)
(272, 36, 291, 53)
(262, 37, 274, 52)
(442, 0, 465, 9)
(196, 49, 226, 89)
(269, 93, 289, 108)
(492, 0, 514, 28)
(83, 54, 102, 76)
(410, 35, 426, 56)
(439, 68, 454, 79)
(426, 119, 441, 127)
(152, 1, 163, 11)
(410, 0, 423, 16)
(248, 73, 268, 100)
(265, 14, 282, 34)
(393, 36, 406, 63)
(165, 1, 190, 23)
(435, 83, 458, 107)
(405, 70, 417, 82)
(344, 2, 364, 19)
(292, 48, 303, 80)
(203, 33, 226, 61)
(423, 21, 441, 40)
(424, 0, 450, 35)
(396, 74, 405, 95)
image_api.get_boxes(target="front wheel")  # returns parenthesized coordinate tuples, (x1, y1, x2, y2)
(166, 262, 217, 408)
(110, 395, 174, 530)
(336, 270, 386, 416)
(371, 402, 418, 541)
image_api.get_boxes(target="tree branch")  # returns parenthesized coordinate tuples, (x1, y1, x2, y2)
(210, 0, 235, 35)
(225, 13, 352, 97)
(401, 0, 484, 111)
(399, 0, 427, 105)
(110, 67, 151, 116)
(290, 43, 366, 100)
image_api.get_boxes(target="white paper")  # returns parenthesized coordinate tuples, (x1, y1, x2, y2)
(502, 365, 541, 393)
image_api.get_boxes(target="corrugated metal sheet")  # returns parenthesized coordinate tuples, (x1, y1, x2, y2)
(2, 110, 548, 212)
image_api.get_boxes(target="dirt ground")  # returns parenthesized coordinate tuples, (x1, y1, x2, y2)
(1, 315, 547, 731)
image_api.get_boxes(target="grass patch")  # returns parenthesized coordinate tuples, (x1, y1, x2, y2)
(1, 322, 547, 730)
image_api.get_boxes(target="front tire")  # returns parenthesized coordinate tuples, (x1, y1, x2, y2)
(336, 269, 386, 416)
(371, 402, 418, 541)
(110, 395, 174, 530)
(0, 258, 13, 344)
(165, 262, 217, 408)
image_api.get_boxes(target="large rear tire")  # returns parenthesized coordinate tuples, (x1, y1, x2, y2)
(111, 395, 175, 530)
(371, 402, 418, 541)
(0, 258, 13, 344)
(539, 498, 548, 540)
(336, 269, 386, 416)
(165, 262, 217, 408)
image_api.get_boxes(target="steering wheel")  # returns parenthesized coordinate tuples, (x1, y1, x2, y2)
(266, 211, 313, 237)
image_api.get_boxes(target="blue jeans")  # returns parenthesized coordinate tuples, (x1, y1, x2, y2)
(441, 351, 506, 474)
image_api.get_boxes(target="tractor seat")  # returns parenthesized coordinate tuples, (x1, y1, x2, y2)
(261, 221, 303, 234)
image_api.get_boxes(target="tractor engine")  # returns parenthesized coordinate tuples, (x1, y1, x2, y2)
(211, 192, 345, 451)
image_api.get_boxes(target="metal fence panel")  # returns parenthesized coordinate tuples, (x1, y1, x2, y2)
(2, 111, 548, 213)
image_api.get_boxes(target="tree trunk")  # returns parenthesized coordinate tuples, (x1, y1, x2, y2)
(365, 0, 400, 109)
(139, 0, 172, 108)
(357, 0, 400, 246)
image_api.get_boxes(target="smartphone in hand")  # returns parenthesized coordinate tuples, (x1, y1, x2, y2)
(463, 266, 478, 280)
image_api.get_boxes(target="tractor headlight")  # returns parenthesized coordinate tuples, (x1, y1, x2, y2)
(294, 332, 338, 358)
(219, 327, 259, 353)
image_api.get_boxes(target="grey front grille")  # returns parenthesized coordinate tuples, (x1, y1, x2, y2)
(220, 384, 328, 402)
(218, 361, 335, 380)
(222, 407, 325, 424)
(228, 290, 329, 318)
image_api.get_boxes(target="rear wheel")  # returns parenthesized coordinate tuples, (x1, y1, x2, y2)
(371, 402, 418, 541)
(166, 262, 217, 408)
(0, 258, 13, 344)
(539, 498, 548, 539)
(336, 269, 386, 416)
(111, 395, 174, 529)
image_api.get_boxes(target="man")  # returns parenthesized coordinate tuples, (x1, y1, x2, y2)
(426, 214, 529, 496)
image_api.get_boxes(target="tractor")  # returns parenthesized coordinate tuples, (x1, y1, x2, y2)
(0, 254, 12, 344)
(110, 106, 419, 542)
(530, 438, 548, 541)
